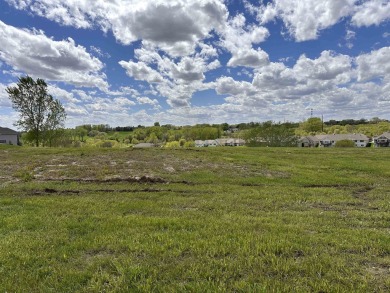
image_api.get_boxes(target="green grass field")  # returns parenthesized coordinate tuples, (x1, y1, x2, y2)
(0, 146, 389, 292)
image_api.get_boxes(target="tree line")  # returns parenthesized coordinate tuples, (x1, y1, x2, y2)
(6, 76, 390, 147)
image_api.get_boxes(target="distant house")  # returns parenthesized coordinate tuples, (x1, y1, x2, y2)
(373, 132, 390, 147)
(204, 139, 218, 147)
(0, 127, 19, 145)
(133, 142, 155, 148)
(318, 134, 369, 147)
(298, 134, 369, 148)
(224, 127, 239, 135)
(298, 136, 319, 147)
(196, 138, 246, 147)
(216, 138, 237, 146)
(232, 138, 245, 146)
(195, 140, 205, 147)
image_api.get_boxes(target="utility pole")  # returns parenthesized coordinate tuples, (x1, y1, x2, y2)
(322, 114, 324, 132)
(310, 108, 313, 117)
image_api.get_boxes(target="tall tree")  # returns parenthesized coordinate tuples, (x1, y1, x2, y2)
(301, 117, 323, 133)
(6, 76, 66, 147)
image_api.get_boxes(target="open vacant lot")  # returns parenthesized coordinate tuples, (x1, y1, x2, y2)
(0, 146, 389, 292)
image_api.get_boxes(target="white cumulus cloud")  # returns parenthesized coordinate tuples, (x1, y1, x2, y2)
(356, 46, 390, 82)
(352, 0, 390, 27)
(6, 0, 228, 57)
(0, 20, 108, 90)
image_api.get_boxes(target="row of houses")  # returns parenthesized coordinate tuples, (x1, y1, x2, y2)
(0, 127, 19, 145)
(131, 138, 246, 148)
(299, 132, 390, 147)
(195, 138, 246, 147)
(2, 125, 390, 148)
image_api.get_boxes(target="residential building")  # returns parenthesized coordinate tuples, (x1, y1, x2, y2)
(0, 127, 20, 145)
(298, 136, 319, 147)
(373, 132, 390, 147)
(195, 138, 246, 147)
(133, 142, 155, 148)
(299, 133, 369, 147)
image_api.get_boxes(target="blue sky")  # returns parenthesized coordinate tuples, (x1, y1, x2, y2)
(0, 0, 390, 128)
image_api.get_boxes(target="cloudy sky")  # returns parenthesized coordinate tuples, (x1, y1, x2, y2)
(0, 0, 390, 128)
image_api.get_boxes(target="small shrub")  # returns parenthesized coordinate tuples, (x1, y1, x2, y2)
(88, 130, 99, 137)
(165, 141, 180, 148)
(184, 141, 195, 148)
(101, 141, 113, 148)
(96, 132, 107, 140)
(73, 141, 82, 148)
(335, 140, 355, 148)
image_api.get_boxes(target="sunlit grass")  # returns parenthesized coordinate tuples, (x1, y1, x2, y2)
(0, 146, 389, 292)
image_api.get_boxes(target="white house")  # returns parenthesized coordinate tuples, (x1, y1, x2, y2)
(204, 139, 218, 147)
(133, 142, 155, 148)
(0, 127, 19, 145)
(317, 134, 369, 147)
(195, 140, 205, 147)
(196, 138, 246, 147)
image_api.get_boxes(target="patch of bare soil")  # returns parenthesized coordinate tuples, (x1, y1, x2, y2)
(29, 186, 200, 196)
(39, 175, 169, 184)
(303, 184, 353, 188)
(241, 183, 266, 187)
(31, 188, 81, 196)
(352, 186, 374, 199)
(367, 263, 390, 290)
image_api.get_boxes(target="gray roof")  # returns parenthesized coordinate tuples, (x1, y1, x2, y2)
(300, 135, 319, 143)
(0, 127, 18, 135)
(374, 132, 390, 139)
(317, 134, 369, 141)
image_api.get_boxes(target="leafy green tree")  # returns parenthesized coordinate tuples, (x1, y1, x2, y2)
(301, 117, 323, 133)
(221, 123, 229, 131)
(6, 76, 66, 147)
(147, 132, 158, 144)
(75, 126, 88, 142)
(88, 130, 99, 137)
(245, 122, 298, 147)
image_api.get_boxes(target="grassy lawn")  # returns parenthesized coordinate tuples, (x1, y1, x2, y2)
(0, 146, 389, 292)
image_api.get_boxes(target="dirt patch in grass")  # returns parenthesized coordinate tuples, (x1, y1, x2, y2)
(29, 187, 201, 196)
(38, 176, 169, 184)
(367, 265, 390, 276)
(303, 184, 359, 188)
(352, 186, 375, 199)
(366, 263, 390, 291)
(29, 188, 81, 196)
(241, 183, 266, 187)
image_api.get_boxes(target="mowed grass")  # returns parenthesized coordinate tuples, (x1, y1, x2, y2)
(0, 146, 389, 292)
